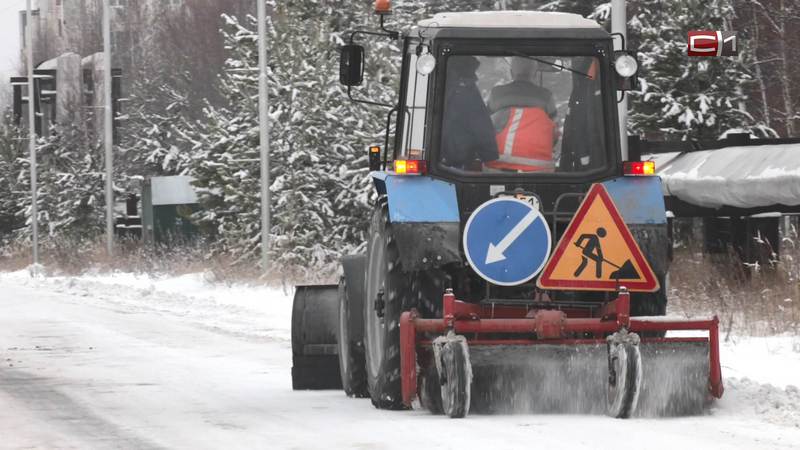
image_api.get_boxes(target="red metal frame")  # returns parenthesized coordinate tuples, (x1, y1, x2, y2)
(399, 289, 724, 407)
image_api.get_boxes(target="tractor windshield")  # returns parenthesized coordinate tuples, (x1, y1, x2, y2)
(438, 53, 608, 176)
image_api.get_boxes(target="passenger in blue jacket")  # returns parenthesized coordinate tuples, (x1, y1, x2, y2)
(440, 56, 499, 170)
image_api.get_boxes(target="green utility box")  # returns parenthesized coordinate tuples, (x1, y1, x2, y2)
(141, 176, 200, 245)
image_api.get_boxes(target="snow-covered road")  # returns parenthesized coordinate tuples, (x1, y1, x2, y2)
(1, 271, 799, 449)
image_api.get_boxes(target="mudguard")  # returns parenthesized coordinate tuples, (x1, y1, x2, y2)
(603, 176, 668, 226)
(371, 172, 460, 223)
(603, 176, 671, 276)
(603, 176, 670, 316)
(371, 173, 461, 271)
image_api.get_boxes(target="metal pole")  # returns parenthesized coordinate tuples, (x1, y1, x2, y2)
(26, 0, 38, 266)
(612, 0, 629, 160)
(103, 0, 114, 256)
(257, 0, 271, 272)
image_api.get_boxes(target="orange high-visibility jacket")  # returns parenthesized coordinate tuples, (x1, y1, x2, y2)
(487, 106, 555, 172)
(487, 80, 557, 172)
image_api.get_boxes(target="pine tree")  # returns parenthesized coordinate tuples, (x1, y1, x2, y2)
(627, 0, 769, 139)
(186, 4, 377, 273)
(11, 124, 106, 246)
(119, 78, 193, 180)
(183, 14, 268, 264)
(0, 116, 27, 242)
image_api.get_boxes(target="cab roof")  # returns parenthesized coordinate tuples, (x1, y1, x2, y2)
(417, 11, 603, 30)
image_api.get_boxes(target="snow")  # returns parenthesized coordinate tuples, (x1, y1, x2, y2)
(646, 143, 800, 209)
(0, 270, 799, 448)
(0, 269, 294, 342)
(720, 335, 800, 390)
(418, 11, 603, 29)
(150, 175, 200, 205)
(635, 314, 716, 322)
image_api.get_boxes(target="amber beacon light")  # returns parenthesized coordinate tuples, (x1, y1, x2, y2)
(375, 0, 392, 15)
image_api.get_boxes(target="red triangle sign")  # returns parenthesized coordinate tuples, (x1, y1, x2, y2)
(537, 183, 660, 292)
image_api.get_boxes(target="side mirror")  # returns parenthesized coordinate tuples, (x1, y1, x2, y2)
(340, 45, 365, 86)
(613, 51, 639, 91)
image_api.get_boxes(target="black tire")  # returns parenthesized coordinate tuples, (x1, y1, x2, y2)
(630, 278, 668, 316)
(291, 356, 341, 390)
(291, 285, 342, 390)
(631, 274, 668, 337)
(606, 340, 642, 418)
(420, 362, 443, 414)
(440, 339, 471, 418)
(364, 200, 409, 409)
(411, 268, 448, 318)
(338, 275, 368, 397)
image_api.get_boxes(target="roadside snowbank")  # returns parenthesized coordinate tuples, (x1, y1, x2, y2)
(0, 270, 295, 341)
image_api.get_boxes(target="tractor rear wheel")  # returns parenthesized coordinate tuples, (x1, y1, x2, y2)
(364, 200, 409, 409)
(338, 275, 368, 397)
(631, 274, 668, 337)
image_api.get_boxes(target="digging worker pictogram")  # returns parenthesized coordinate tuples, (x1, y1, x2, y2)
(573, 227, 607, 278)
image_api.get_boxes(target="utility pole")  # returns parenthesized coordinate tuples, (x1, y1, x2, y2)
(26, 0, 38, 266)
(612, 0, 629, 160)
(257, 0, 271, 272)
(103, 0, 114, 256)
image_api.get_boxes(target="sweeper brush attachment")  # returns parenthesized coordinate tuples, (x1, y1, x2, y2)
(400, 289, 723, 418)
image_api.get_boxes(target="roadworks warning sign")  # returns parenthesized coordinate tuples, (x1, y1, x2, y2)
(537, 183, 660, 292)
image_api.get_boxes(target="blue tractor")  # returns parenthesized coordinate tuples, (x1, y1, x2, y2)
(292, 7, 722, 418)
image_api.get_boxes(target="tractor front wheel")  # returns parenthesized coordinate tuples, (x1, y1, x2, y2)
(606, 331, 642, 418)
(435, 333, 472, 419)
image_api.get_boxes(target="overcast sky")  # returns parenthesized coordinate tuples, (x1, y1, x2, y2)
(1, 0, 27, 80)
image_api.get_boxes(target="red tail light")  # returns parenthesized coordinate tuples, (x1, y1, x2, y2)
(393, 159, 426, 175)
(623, 161, 656, 176)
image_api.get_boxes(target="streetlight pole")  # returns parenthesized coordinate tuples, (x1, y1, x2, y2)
(103, 0, 114, 256)
(257, 0, 271, 272)
(26, 0, 38, 267)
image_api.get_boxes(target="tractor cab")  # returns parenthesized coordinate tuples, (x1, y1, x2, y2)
(343, 12, 641, 178)
(396, 12, 629, 183)
(342, 10, 642, 238)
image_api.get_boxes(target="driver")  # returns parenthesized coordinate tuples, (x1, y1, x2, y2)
(486, 57, 558, 172)
(440, 56, 499, 170)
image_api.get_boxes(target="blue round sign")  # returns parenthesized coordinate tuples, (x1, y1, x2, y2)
(463, 197, 552, 286)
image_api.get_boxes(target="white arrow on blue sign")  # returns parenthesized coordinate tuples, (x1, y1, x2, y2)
(463, 197, 552, 286)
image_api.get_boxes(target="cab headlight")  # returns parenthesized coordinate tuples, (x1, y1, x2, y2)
(416, 53, 436, 75)
(614, 53, 638, 78)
